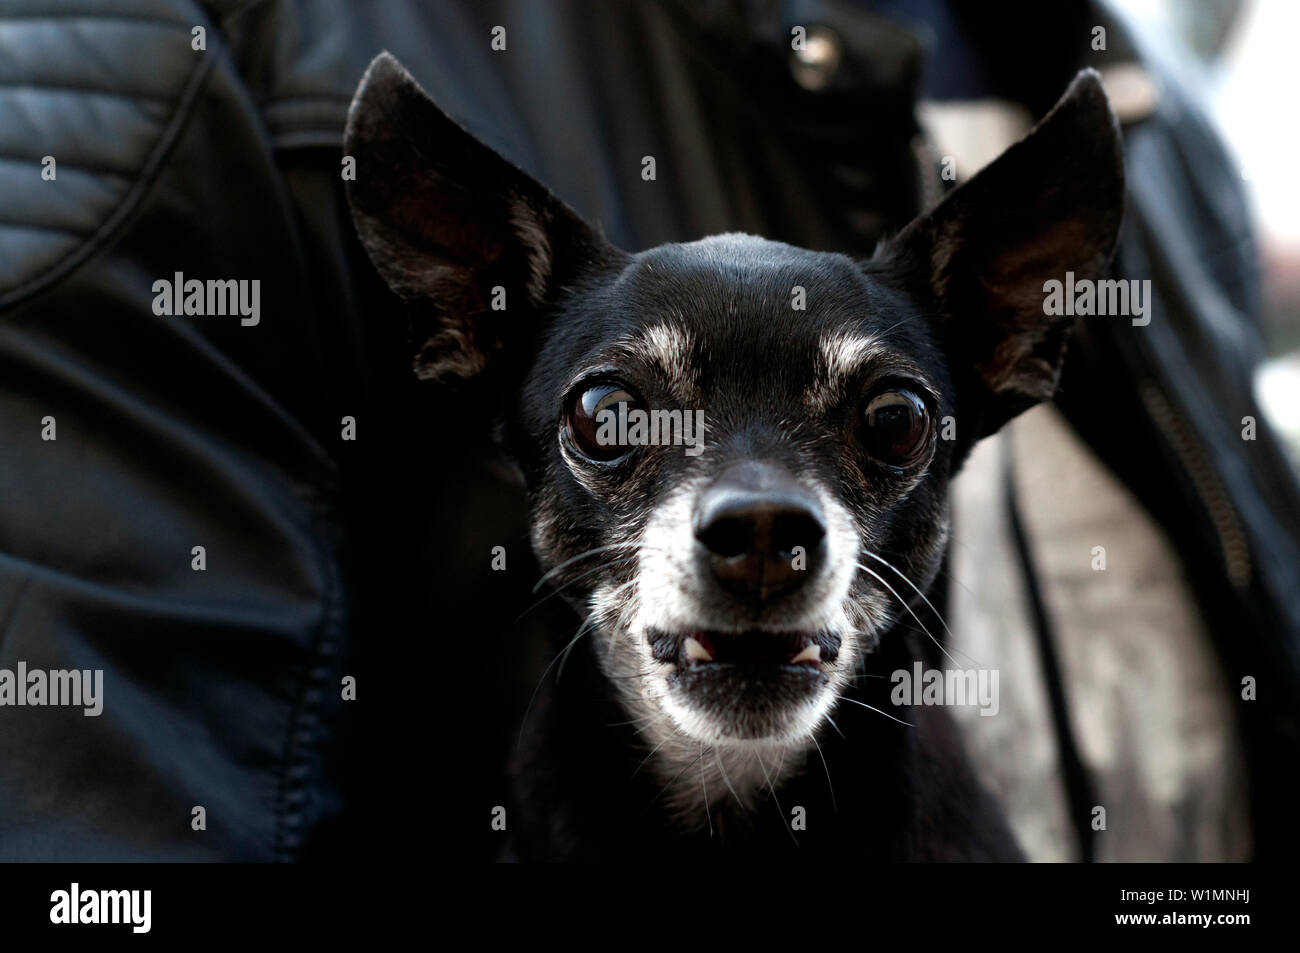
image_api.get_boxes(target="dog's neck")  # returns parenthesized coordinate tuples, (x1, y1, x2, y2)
(642, 717, 818, 823)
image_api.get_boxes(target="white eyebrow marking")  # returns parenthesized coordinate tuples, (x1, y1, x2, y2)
(614, 322, 697, 397)
(807, 331, 890, 412)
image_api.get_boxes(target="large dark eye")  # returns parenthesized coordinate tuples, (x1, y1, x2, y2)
(566, 382, 642, 462)
(862, 388, 931, 466)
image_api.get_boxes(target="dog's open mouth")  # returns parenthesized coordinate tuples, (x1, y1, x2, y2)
(647, 628, 842, 740)
(648, 629, 840, 669)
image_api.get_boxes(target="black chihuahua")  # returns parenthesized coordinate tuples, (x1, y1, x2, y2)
(345, 53, 1123, 860)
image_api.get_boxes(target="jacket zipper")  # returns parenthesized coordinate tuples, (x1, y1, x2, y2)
(1138, 377, 1252, 589)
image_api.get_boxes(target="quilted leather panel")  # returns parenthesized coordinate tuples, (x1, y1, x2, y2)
(0, 0, 210, 302)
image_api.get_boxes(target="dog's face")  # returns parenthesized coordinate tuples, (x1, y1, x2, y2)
(514, 236, 957, 747)
(346, 56, 1122, 763)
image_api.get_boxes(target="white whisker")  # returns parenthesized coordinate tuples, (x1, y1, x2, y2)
(755, 749, 799, 847)
(834, 693, 914, 727)
(859, 550, 980, 667)
(809, 731, 838, 816)
(699, 744, 713, 837)
(855, 562, 963, 670)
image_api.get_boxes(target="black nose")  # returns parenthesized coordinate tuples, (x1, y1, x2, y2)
(694, 462, 827, 604)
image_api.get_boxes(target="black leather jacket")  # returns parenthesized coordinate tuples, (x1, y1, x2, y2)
(1, 0, 1295, 860)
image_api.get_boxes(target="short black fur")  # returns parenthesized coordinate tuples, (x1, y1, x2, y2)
(345, 54, 1124, 861)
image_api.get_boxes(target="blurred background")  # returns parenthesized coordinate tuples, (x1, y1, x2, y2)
(1114, 0, 1300, 468)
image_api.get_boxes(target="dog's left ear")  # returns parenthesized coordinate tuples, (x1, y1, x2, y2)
(344, 53, 616, 383)
(888, 69, 1125, 436)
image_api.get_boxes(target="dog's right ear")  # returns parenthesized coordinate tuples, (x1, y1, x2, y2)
(885, 69, 1125, 438)
(344, 53, 614, 383)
